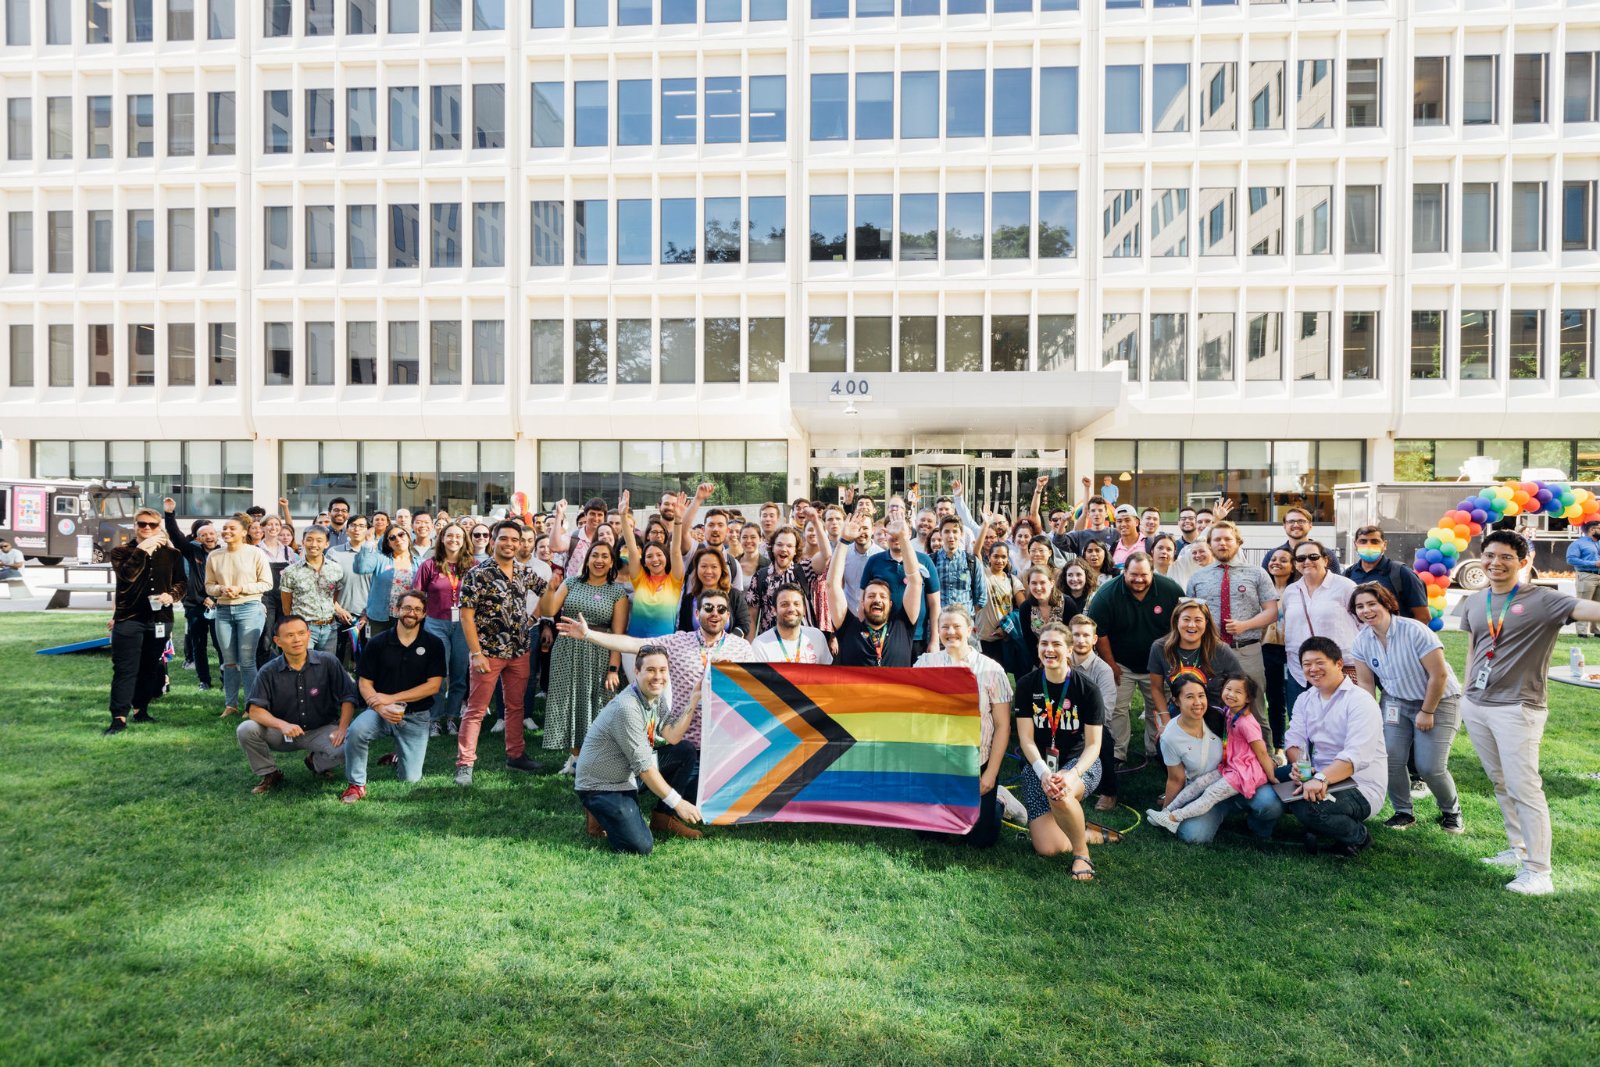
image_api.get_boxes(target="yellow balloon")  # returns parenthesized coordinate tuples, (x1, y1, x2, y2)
(1504, 501, 1520, 516)
(1573, 488, 1590, 504)
(1567, 505, 1584, 521)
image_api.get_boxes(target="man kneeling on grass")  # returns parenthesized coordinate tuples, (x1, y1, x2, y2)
(340, 591, 446, 803)
(237, 615, 358, 794)
(574, 646, 705, 854)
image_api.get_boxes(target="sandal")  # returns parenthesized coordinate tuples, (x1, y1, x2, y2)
(1069, 854, 1096, 882)
(1093, 795, 1118, 812)
(1087, 822, 1124, 845)
(220, 706, 238, 718)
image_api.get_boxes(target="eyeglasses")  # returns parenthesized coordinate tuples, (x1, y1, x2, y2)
(700, 604, 730, 615)
(1295, 554, 1323, 563)
(1285, 518, 1310, 526)
(135, 521, 160, 530)
(472, 532, 491, 539)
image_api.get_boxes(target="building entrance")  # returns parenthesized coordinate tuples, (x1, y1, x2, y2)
(808, 449, 1069, 521)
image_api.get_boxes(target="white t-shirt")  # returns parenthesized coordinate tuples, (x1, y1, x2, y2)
(751, 626, 834, 665)
(0, 547, 23, 567)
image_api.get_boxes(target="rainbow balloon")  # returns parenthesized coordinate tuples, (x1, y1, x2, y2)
(1414, 479, 1600, 631)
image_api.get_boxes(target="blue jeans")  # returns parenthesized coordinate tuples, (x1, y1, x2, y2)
(213, 600, 266, 710)
(577, 790, 655, 855)
(423, 616, 469, 722)
(1284, 673, 1310, 724)
(1174, 786, 1285, 845)
(308, 620, 337, 653)
(343, 708, 431, 786)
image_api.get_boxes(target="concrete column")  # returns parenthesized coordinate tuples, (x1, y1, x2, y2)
(0, 438, 30, 479)
(516, 435, 538, 509)
(252, 436, 277, 508)
(1369, 435, 1395, 482)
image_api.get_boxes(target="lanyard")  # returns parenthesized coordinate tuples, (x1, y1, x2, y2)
(1484, 585, 1519, 661)
(774, 631, 802, 663)
(445, 566, 461, 604)
(1040, 671, 1071, 733)
(864, 622, 888, 664)
(700, 630, 728, 669)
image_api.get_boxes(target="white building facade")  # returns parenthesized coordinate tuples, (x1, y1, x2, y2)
(1, 0, 1597, 523)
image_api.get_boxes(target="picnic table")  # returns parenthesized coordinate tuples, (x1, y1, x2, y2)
(1548, 669, 1600, 691)
(42, 563, 116, 610)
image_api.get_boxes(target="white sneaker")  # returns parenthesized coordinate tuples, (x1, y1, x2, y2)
(523, 717, 535, 730)
(559, 754, 577, 776)
(1146, 808, 1180, 834)
(490, 719, 505, 734)
(447, 719, 459, 735)
(1480, 848, 1525, 868)
(428, 721, 442, 737)
(1504, 869, 1555, 896)
(997, 785, 1027, 824)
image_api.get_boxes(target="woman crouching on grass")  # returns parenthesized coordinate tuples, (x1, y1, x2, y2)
(1013, 622, 1106, 881)
(1146, 674, 1275, 833)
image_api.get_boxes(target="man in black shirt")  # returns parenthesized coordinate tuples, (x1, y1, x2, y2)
(105, 507, 187, 735)
(828, 515, 923, 668)
(340, 591, 446, 803)
(236, 614, 358, 794)
(1344, 525, 1429, 622)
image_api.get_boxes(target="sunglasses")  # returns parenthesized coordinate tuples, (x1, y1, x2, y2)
(472, 531, 491, 539)
(700, 604, 730, 615)
(1295, 554, 1323, 563)
(387, 532, 409, 541)
(135, 521, 161, 530)
(1176, 596, 1207, 608)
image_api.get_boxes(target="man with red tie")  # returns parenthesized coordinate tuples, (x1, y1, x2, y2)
(1183, 520, 1279, 735)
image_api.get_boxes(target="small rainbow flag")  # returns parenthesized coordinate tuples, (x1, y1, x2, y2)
(698, 663, 981, 832)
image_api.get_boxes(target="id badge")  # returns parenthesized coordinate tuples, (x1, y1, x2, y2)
(154, 622, 168, 640)
(450, 605, 460, 623)
(1383, 700, 1400, 726)
(1471, 665, 1491, 691)
(1046, 746, 1059, 773)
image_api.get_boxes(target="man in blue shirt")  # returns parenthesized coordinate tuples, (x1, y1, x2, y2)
(859, 500, 941, 658)
(1568, 520, 1600, 637)
(930, 516, 986, 616)
(1344, 525, 1430, 622)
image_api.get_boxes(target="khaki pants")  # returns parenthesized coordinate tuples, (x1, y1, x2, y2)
(1461, 696, 1551, 874)
(1109, 670, 1157, 762)
(1232, 641, 1271, 737)
(1575, 572, 1600, 637)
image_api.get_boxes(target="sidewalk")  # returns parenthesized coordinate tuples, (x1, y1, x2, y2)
(0, 567, 115, 613)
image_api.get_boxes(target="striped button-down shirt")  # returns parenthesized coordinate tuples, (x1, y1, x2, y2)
(1350, 616, 1462, 703)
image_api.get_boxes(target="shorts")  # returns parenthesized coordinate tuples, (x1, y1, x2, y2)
(1019, 759, 1103, 823)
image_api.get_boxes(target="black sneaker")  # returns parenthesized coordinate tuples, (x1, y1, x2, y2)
(102, 718, 127, 736)
(1302, 833, 1320, 856)
(1384, 812, 1416, 830)
(1331, 829, 1374, 858)
(505, 755, 545, 773)
(1437, 811, 1464, 834)
(196, 682, 212, 691)
(130, 710, 155, 724)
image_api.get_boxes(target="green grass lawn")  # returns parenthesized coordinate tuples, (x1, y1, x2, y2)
(2, 614, 1598, 1066)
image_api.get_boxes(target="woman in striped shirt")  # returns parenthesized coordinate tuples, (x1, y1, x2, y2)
(1349, 582, 1464, 834)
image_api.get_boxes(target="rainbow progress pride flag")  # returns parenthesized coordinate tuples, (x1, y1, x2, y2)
(697, 663, 981, 832)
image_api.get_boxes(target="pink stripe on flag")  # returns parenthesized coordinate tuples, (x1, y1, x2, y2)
(699, 689, 769, 800)
(761, 801, 979, 834)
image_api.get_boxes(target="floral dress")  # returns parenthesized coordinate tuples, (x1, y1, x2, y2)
(545, 577, 631, 752)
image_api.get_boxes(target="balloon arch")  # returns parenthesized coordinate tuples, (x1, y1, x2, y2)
(1414, 480, 1600, 630)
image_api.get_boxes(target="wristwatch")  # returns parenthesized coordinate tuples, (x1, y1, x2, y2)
(1312, 772, 1328, 783)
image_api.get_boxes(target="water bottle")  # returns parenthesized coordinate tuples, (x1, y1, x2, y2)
(1573, 646, 1587, 680)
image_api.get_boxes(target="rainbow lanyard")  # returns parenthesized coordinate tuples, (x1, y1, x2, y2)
(1040, 672, 1071, 732)
(864, 622, 889, 664)
(700, 630, 728, 670)
(1484, 585, 1519, 661)
(774, 631, 802, 663)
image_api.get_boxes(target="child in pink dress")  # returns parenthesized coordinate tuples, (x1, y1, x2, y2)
(1147, 675, 1276, 833)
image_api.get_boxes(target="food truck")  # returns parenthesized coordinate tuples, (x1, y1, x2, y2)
(0, 479, 141, 564)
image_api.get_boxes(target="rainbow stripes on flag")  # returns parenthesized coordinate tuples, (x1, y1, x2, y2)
(697, 663, 981, 832)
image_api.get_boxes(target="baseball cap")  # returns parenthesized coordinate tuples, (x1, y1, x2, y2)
(1114, 504, 1138, 520)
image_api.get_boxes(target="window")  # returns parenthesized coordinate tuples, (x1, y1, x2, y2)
(945, 192, 983, 260)
(305, 88, 334, 153)
(207, 0, 232, 37)
(306, 322, 335, 385)
(472, 201, 503, 267)
(660, 318, 695, 383)
(1246, 312, 1281, 380)
(1199, 62, 1236, 131)
(750, 75, 785, 142)
(264, 0, 290, 35)
(661, 78, 696, 145)
(1509, 309, 1542, 379)
(1414, 57, 1447, 126)
(207, 207, 235, 270)
(573, 199, 607, 265)
(45, 210, 71, 273)
(9, 325, 33, 388)
(530, 0, 560, 25)
(853, 317, 890, 372)
(347, 321, 377, 384)
(347, 204, 376, 268)
(1039, 190, 1076, 258)
(1342, 311, 1378, 380)
(1512, 181, 1546, 252)
(704, 317, 741, 383)
(431, 84, 462, 149)
(898, 193, 936, 260)
(749, 317, 783, 382)
(390, 203, 419, 267)
(5, 0, 29, 44)
(126, 209, 155, 272)
(306, 0, 332, 32)
(855, 194, 891, 261)
(1412, 183, 1446, 253)
(945, 316, 981, 372)
(618, 80, 651, 145)
(87, 0, 110, 40)
(1152, 63, 1188, 133)
(1199, 188, 1234, 256)
(1040, 67, 1078, 135)
(1514, 54, 1547, 124)
(169, 323, 195, 385)
(86, 210, 110, 272)
(168, 92, 194, 156)
(616, 199, 650, 264)
(811, 74, 847, 141)
(472, 320, 504, 384)
(574, 319, 607, 383)
(1563, 180, 1596, 250)
(1102, 313, 1139, 376)
(991, 316, 1029, 373)
(1565, 52, 1599, 123)
(1344, 185, 1379, 255)
(1460, 310, 1495, 379)
(615, 319, 649, 384)
(1296, 59, 1332, 129)
(47, 97, 71, 159)
(87, 95, 112, 158)
(749, 196, 785, 262)
(531, 82, 562, 148)
(946, 70, 985, 138)
(855, 72, 893, 141)
(990, 192, 1029, 259)
(619, 0, 648, 22)
(1464, 55, 1497, 125)
(430, 321, 462, 384)
(530, 199, 563, 265)
(349, 0, 376, 32)
(1103, 188, 1140, 257)
(573, 0, 605, 22)
(660, 198, 694, 263)
(263, 206, 292, 269)
(128, 324, 155, 386)
(473, 83, 504, 148)
(810, 195, 846, 261)
(128, 0, 154, 39)
(1410, 310, 1444, 379)
(808, 317, 844, 372)
(901, 71, 938, 139)
(167, 208, 194, 271)
(1150, 313, 1186, 381)
(6, 98, 30, 161)
(304, 205, 334, 269)
(1462, 182, 1497, 253)
(1294, 311, 1330, 380)
(49, 325, 72, 386)
(264, 322, 293, 386)
(992, 68, 1031, 137)
(6, 212, 30, 274)
(1197, 312, 1233, 381)
(207, 91, 235, 154)
(1148, 189, 1188, 257)
(431, 0, 460, 29)
(389, 321, 419, 383)
(1105, 66, 1141, 134)
(122, 94, 154, 158)
(529, 319, 562, 384)
(1560, 309, 1594, 378)
(264, 90, 291, 153)
(47, 0, 71, 42)
(1248, 61, 1283, 130)
(390, 0, 418, 30)
(1346, 58, 1380, 127)
(348, 88, 377, 151)
(898, 315, 935, 373)
(704, 77, 741, 144)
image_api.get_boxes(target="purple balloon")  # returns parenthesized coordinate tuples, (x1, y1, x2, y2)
(1536, 488, 1553, 503)
(1429, 563, 1448, 577)
(1471, 509, 1487, 523)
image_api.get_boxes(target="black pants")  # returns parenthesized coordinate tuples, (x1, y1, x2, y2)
(1288, 789, 1373, 847)
(921, 784, 1000, 849)
(651, 740, 700, 814)
(182, 604, 215, 686)
(109, 618, 168, 722)
(1262, 642, 1288, 748)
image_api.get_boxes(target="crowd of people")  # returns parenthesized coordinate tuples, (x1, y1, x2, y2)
(98, 476, 1600, 893)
